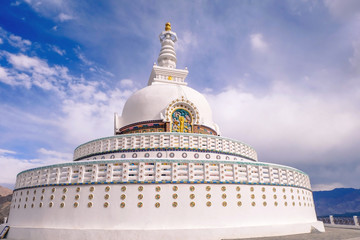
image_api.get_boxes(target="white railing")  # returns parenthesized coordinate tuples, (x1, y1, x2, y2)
(15, 159, 310, 190)
(73, 133, 258, 161)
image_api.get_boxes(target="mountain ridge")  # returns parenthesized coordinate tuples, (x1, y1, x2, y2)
(313, 188, 360, 216)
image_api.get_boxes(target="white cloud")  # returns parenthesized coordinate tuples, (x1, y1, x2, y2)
(0, 38, 3, 44)
(119, 79, 134, 88)
(37, 148, 72, 160)
(51, 45, 66, 56)
(0, 149, 16, 155)
(349, 41, 360, 72)
(58, 13, 74, 22)
(250, 33, 268, 51)
(7, 53, 55, 75)
(324, 0, 360, 20)
(0, 52, 74, 91)
(0, 66, 32, 88)
(206, 83, 360, 164)
(312, 182, 346, 191)
(8, 34, 31, 51)
(59, 87, 134, 145)
(0, 148, 70, 185)
(11, 1, 21, 6)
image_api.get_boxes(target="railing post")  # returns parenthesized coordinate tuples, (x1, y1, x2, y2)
(354, 216, 359, 226)
(329, 215, 335, 225)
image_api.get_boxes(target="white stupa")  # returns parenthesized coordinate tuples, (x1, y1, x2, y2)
(1, 23, 324, 240)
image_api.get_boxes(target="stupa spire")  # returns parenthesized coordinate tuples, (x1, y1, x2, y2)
(157, 22, 178, 68)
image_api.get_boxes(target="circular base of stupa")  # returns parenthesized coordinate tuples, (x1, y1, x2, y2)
(7, 221, 325, 240)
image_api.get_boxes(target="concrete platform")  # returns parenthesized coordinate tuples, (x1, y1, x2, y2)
(237, 226, 360, 240)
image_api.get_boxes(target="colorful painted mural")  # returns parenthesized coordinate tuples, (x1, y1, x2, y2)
(171, 109, 192, 133)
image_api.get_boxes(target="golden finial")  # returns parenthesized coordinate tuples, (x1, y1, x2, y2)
(165, 22, 171, 31)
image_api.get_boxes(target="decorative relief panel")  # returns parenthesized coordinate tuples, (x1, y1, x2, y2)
(171, 108, 192, 133)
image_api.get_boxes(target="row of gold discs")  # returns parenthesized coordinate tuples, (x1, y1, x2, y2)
(14, 185, 313, 209)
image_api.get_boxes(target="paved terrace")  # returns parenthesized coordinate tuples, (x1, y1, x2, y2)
(237, 226, 360, 240)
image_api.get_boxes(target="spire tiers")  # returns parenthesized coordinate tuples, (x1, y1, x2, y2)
(157, 22, 178, 68)
(148, 23, 188, 86)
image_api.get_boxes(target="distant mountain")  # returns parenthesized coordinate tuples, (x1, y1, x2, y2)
(0, 186, 12, 197)
(0, 186, 12, 224)
(313, 188, 360, 217)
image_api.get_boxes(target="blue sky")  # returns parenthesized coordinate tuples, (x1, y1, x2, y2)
(0, 0, 360, 190)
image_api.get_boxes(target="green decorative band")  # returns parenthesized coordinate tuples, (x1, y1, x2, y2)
(73, 147, 256, 162)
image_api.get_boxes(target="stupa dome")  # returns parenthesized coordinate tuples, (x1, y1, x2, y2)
(119, 82, 219, 133)
(114, 22, 219, 135)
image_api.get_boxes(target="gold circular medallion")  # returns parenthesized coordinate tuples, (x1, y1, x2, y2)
(237, 201, 242, 207)
(236, 186, 241, 191)
(62, 195, 66, 201)
(155, 194, 160, 200)
(222, 201, 227, 207)
(138, 194, 143, 200)
(137, 202, 143, 208)
(105, 186, 110, 192)
(190, 201, 195, 207)
(155, 202, 160, 208)
(75, 194, 80, 200)
(104, 202, 109, 208)
(63, 188, 68, 193)
(206, 201, 212, 207)
(121, 194, 126, 200)
(206, 186, 211, 191)
(222, 193, 227, 199)
(263, 201, 267, 206)
(251, 202, 256, 206)
(104, 194, 110, 200)
(76, 187, 81, 192)
(121, 186, 126, 192)
(172, 193, 178, 199)
(88, 202, 93, 208)
(206, 194, 211, 199)
(172, 202, 178, 207)
(138, 186, 144, 192)
(221, 186, 226, 192)
(250, 187, 254, 192)
(120, 202, 125, 208)
(190, 186, 195, 192)
(74, 202, 79, 208)
(49, 202, 53, 208)
(60, 202, 65, 208)
(156, 186, 161, 192)
(89, 186, 94, 192)
(88, 194, 94, 200)
(190, 194, 195, 199)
